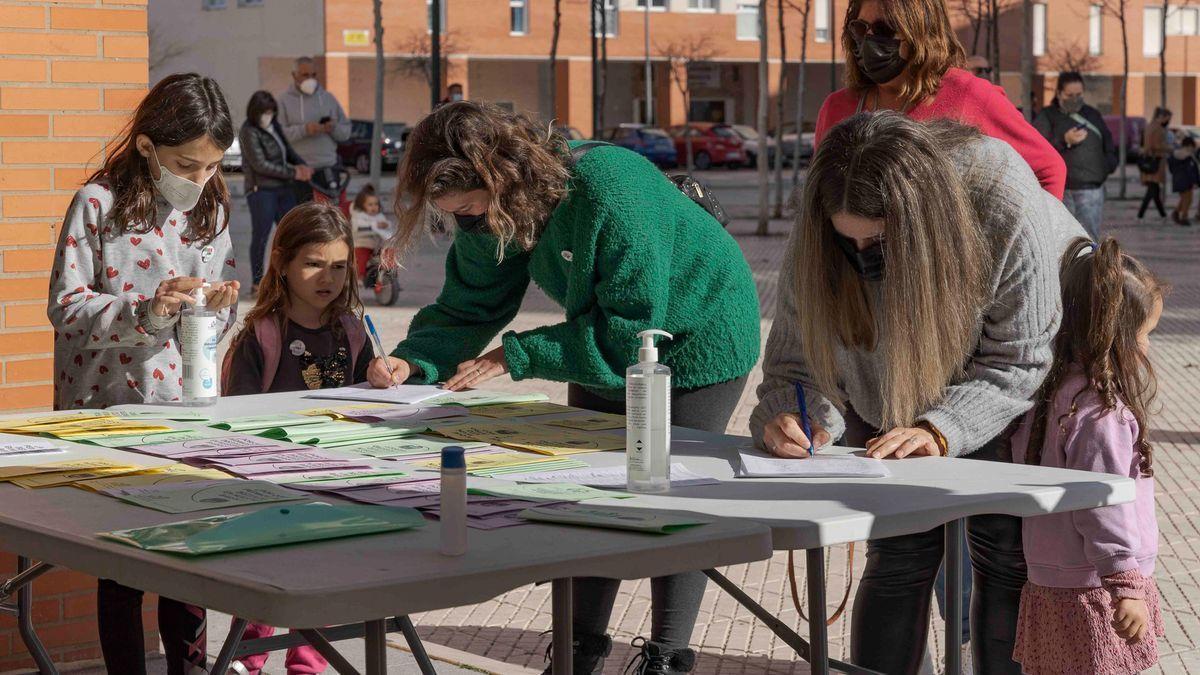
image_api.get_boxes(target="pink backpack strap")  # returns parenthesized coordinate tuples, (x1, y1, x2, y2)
(254, 315, 284, 393)
(340, 313, 368, 378)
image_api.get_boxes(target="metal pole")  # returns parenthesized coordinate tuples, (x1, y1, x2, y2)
(552, 578, 574, 675)
(945, 519, 965, 675)
(210, 618, 249, 675)
(591, 0, 599, 137)
(644, 0, 653, 125)
(16, 558, 55, 675)
(365, 619, 387, 675)
(398, 616, 438, 675)
(829, 0, 836, 94)
(806, 548, 830, 675)
(430, 0, 442, 110)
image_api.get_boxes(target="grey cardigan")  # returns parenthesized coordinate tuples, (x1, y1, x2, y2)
(750, 136, 1088, 456)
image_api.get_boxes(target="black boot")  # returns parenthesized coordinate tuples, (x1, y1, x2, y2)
(541, 632, 612, 675)
(624, 637, 697, 675)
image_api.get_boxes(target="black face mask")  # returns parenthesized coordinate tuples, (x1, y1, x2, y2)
(454, 212, 487, 232)
(833, 232, 886, 281)
(855, 35, 908, 86)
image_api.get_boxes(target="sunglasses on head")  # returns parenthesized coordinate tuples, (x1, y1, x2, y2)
(972, 66, 993, 76)
(849, 18, 898, 42)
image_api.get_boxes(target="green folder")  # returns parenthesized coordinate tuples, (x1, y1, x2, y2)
(101, 502, 426, 555)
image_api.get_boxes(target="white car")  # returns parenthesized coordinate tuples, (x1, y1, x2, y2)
(221, 136, 242, 172)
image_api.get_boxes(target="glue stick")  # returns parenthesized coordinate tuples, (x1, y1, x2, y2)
(440, 446, 467, 556)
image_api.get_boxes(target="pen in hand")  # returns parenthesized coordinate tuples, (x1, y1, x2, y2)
(364, 315, 396, 386)
(794, 382, 814, 458)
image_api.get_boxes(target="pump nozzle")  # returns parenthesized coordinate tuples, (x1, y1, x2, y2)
(637, 329, 673, 363)
(192, 282, 212, 308)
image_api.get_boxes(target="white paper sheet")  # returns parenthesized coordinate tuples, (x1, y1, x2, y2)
(0, 439, 67, 458)
(302, 383, 447, 405)
(736, 451, 891, 478)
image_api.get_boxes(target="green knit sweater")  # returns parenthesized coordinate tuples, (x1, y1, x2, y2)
(392, 143, 761, 399)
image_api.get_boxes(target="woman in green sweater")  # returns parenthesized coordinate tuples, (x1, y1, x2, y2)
(369, 102, 760, 674)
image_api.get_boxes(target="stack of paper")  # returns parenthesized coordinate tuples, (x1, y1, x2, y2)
(74, 465, 233, 492)
(433, 420, 624, 455)
(102, 479, 306, 514)
(493, 463, 720, 488)
(0, 458, 148, 488)
(469, 402, 573, 418)
(519, 503, 712, 533)
(735, 451, 891, 478)
(542, 413, 626, 431)
(332, 436, 489, 459)
(210, 413, 330, 433)
(424, 390, 551, 408)
(298, 404, 470, 424)
(0, 438, 67, 458)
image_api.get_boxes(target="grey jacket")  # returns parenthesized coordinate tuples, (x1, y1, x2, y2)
(276, 83, 351, 169)
(750, 137, 1088, 456)
(240, 120, 305, 193)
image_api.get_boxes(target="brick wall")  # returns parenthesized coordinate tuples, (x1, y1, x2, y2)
(0, 0, 148, 669)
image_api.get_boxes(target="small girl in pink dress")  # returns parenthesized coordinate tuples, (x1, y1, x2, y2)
(1011, 237, 1168, 675)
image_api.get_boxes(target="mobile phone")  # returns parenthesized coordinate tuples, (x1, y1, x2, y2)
(319, 116, 331, 124)
(1073, 123, 1087, 131)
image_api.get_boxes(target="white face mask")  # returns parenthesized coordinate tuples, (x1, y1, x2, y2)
(260, 112, 274, 129)
(299, 78, 318, 95)
(149, 145, 210, 213)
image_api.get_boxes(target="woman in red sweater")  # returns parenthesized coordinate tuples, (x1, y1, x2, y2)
(815, 0, 1066, 199)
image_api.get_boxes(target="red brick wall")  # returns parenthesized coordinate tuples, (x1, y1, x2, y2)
(0, 0, 149, 669)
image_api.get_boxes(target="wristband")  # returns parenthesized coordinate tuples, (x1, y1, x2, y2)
(917, 421, 949, 456)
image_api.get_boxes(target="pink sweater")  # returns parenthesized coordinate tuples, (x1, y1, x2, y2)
(814, 67, 1067, 199)
(1011, 370, 1158, 589)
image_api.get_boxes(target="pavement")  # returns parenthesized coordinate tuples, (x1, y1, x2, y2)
(79, 167, 1200, 674)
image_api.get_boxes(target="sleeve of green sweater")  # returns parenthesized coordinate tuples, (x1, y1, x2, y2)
(392, 232, 531, 383)
(502, 203, 671, 391)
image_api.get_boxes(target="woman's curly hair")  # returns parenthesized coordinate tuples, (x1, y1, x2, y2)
(391, 102, 570, 258)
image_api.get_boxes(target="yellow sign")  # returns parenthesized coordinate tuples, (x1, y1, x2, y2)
(343, 29, 371, 47)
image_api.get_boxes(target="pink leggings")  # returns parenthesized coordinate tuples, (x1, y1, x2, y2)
(238, 622, 329, 674)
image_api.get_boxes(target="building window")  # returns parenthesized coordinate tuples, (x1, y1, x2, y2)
(202, 0, 227, 9)
(427, 0, 448, 33)
(737, 1, 760, 40)
(1089, 5, 1102, 55)
(636, 0, 667, 9)
(688, 0, 716, 11)
(814, 0, 830, 42)
(510, 0, 529, 34)
(1166, 5, 1200, 36)
(237, 0, 263, 6)
(1144, 6, 1164, 56)
(1032, 3, 1046, 56)
(593, 0, 618, 37)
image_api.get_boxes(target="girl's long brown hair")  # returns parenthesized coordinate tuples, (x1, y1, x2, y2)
(89, 73, 234, 243)
(842, 0, 966, 110)
(391, 101, 570, 258)
(1024, 238, 1167, 476)
(230, 203, 362, 353)
(793, 112, 992, 431)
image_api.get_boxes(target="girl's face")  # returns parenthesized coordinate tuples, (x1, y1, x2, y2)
(363, 195, 381, 215)
(283, 241, 351, 314)
(831, 212, 886, 250)
(433, 189, 490, 217)
(136, 134, 225, 186)
(1137, 297, 1164, 356)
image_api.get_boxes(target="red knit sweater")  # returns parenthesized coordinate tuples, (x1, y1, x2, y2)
(814, 68, 1067, 199)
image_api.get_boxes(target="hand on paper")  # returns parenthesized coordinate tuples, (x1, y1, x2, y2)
(762, 413, 830, 458)
(444, 346, 509, 392)
(1113, 597, 1150, 644)
(866, 426, 939, 459)
(366, 356, 413, 388)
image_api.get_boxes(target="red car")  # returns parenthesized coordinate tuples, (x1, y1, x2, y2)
(667, 123, 748, 170)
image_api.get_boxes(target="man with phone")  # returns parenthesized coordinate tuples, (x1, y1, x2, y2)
(1033, 71, 1118, 239)
(277, 56, 352, 203)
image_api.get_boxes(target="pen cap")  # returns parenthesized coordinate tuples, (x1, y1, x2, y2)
(441, 446, 466, 469)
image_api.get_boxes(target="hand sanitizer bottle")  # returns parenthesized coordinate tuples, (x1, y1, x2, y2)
(626, 329, 672, 493)
(180, 284, 219, 406)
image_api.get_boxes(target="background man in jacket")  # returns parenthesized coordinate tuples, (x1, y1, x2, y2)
(277, 56, 352, 203)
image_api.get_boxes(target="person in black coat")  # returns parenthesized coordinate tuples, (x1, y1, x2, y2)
(240, 90, 312, 292)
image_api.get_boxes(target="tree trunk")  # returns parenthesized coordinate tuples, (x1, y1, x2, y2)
(1020, 0, 1034, 120)
(990, 0, 1000, 84)
(756, 0, 770, 235)
(792, 0, 810, 187)
(1119, 1, 1130, 199)
(550, 0, 561, 122)
(430, 0, 441, 109)
(971, 0, 982, 54)
(1160, 2, 1168, 108)
(773, 0, 787, 218)
(370, 0, 385, 187)
(600, 6, 608, 135)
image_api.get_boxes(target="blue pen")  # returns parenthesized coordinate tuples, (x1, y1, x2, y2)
(794, 382, 814, 457)
(364, 315, 396, 383)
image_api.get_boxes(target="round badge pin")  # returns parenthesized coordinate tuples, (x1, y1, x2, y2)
(289, 339, 306, 356)
(201, 245, 215, 263)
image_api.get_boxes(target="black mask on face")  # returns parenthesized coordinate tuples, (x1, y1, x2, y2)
(833, 231, 886, 281)
(454, 212, 487, 232)
(855, 35, 909, 86)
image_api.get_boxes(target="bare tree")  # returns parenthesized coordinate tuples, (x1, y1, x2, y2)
(1097, 0, 1131, 198)
(1020, 0, 1034, 120)
(549, 0, 563, 121)
(393, 29, 468, 91)
(989, 0, 1000, 84)
(148, 24, 192, 73)
(658, 35, 720, 172)
(756, 0, 770, 235)
(369, 0, 385, 187)
(789, 0, 810, 187)
(1160, 2, 1168, 108)
(773, 0, 787, 218)
(1047, 40, 1103, 73)
(959, 0, 985, 55)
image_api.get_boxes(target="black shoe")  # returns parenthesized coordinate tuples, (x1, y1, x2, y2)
(541, 632, 612, 675)
(624, 637, 697, 675)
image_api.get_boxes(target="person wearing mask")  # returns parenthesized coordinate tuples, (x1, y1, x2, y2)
(1139, 107, 1172, 221)
(754, 112, 1085, 674)
(240, 90, 312, 295)
(815, 0, 1066, 198)
(277, 56, 352, 203)
(1033, 72, 1118, 239)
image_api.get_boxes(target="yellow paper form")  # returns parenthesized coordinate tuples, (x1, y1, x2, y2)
(541, 413, 626, 431)
(0, 412, 116, 433)
(295, 403, 393, 419)
(75, 468, 233, 492)
(410, 451, 560, 471)
(434, 421, 625, 455)
(469, 402, 574, 418)
(11, 462, 146, 489)
(0, 457, 132, 480)
(41, 420, 174, 440)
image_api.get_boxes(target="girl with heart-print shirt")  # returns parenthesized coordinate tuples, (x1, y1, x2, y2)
(48, 73, 240, 675)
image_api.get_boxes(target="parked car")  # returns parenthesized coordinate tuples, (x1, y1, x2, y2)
(221, 136, 242, 172)
(1104, 115, 1146, 162)
(338, 120, 408, 173)
(604, 124, 678, 168)
(555, 125, 587, 141)
(730, 124, 783, 168)
(773, 122, 816, 166)
(667, 123, 747, 170)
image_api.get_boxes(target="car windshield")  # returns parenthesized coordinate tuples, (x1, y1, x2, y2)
(733, 125, 758, 139)
(383, 124, 406, 139)
(713, 126, 738, 138)
(640, 129, 670, 139)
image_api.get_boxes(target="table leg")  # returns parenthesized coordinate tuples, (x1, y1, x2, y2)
(806, 548, 830, 675)
(944, 519, 965, 675)
(552, 577, 573, 675)
(210, 617, 248, 674)
(297, 629, 362, 675)
(16, 557, 56, 675)
(398, 616, 437, 674)
(365, 619, 387, 675)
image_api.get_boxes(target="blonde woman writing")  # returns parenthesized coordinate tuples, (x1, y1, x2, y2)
(752, 113, 1085, 674)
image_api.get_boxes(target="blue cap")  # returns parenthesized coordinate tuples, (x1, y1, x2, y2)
(441, 446, 466, 469)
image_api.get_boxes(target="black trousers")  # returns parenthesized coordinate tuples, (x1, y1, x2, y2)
(98, 579, 207, 675)
(1139, 182, 1166, 218)
(842, 411, 1026, 675)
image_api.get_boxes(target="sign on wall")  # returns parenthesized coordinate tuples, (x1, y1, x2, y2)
(344, 29, 371, 47)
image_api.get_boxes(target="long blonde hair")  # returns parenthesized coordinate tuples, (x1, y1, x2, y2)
(793, 113, 991, 429)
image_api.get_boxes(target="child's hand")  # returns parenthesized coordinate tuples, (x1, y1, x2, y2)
(1113, 597, 1150, 644)
(150, 276, 205, 317)
(204, 280, 240, 311)
(367, 356, 413, 388)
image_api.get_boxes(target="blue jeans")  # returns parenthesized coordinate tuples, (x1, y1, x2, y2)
(246, 185, 298, 285)
(935, 532, 973, 645)
(1064, 186, 1104, 240)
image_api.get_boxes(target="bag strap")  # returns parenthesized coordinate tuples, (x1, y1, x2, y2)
(339, 313, 368, 376)
(788, 543, 855, 627)
(254, 315, 284, 393)
(569, 141, 611, 165)
(1069, 112, 1102, 138)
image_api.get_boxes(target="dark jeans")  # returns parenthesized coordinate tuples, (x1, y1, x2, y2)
(98, 580, 206, 675)
(1139, 182, 1166, 218)
(567, 376, 748, 651)
(291, 179, 314, 205)
(246, 185, 298, 285)
(843, 411, 1026, 675)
